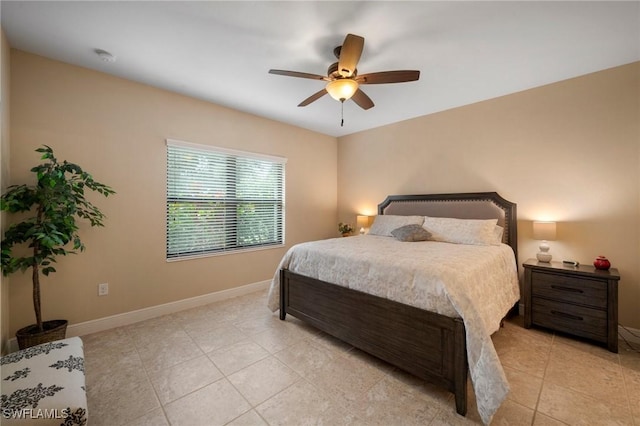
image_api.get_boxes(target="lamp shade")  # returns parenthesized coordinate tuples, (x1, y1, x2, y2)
(533, 221, 556, 241)
(356, 215, 369, 230)
(326, 79, 359, 101)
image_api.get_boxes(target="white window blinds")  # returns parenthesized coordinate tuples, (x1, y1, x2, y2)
(166, 139, 286, 259)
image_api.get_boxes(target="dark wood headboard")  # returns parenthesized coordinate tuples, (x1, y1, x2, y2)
(378, 192, 518, 260)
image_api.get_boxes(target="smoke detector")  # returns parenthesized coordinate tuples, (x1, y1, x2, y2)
(95, 49, 116, 63)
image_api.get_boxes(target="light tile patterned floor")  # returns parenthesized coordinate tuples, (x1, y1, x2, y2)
(83, 290, 640, 425)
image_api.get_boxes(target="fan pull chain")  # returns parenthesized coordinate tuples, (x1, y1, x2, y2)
(340, 100, 345, 127)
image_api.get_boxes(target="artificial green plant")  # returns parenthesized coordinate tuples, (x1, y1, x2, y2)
(1, 145, 115, 332)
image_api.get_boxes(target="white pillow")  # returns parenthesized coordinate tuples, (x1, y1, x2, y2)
(493, 225, 505, 245)
(368, 215, 424, 237)
(422, 216, 499, 246)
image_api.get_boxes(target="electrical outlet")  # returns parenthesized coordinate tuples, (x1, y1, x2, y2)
(98, 283, 109, 296)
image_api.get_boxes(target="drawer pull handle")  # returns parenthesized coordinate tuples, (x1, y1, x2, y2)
(551, 310, 583, 321)
(551, 285, 583, 294)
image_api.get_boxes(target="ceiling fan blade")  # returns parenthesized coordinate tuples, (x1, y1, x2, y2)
(298, 89, 328, 107)
(351, 89, 374, 110)
(338, 34, 364, 78)
(356, 70, 420, 84)
(269, 69, 328, 81)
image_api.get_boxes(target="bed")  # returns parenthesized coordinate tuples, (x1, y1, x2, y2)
(267, 192, 519, 424)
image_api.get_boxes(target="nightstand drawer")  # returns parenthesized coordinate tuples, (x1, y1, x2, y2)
(531, 271, 606, 309)
(532, 299, 607, 342)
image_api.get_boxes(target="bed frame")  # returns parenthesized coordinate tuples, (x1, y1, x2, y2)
(279, 192, 518, 416)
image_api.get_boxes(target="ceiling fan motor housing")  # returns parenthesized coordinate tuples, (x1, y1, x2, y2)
(328, 62, 357, 79)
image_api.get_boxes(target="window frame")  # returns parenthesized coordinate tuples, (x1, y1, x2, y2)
(166, 139, 286, 261)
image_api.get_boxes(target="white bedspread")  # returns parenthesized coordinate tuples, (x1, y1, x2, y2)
(267, 235, 519, 425)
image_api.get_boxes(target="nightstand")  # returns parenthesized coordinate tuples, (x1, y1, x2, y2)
(523, 259, 620, 353)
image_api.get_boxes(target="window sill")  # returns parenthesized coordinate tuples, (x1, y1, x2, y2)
(166, 243, 285, 262)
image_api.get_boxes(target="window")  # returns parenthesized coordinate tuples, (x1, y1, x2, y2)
(166, 139, 286, 260)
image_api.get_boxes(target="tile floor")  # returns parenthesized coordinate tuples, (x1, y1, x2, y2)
(83, 289, 640, 425)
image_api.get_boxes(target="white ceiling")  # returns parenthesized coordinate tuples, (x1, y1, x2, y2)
(2, 1, 639, 137)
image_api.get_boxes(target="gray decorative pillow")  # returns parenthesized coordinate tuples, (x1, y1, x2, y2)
(390, 224, 432, 242)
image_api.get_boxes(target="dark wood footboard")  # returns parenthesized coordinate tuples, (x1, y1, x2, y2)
(280, 268, 468, 416)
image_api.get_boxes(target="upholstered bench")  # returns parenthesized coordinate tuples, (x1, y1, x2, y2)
(1, 337, 87, 425)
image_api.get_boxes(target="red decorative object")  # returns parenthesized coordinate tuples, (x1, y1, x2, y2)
(593, 256, 611, 270)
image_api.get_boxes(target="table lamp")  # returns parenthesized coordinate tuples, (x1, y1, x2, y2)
(356, 215, 371, 235)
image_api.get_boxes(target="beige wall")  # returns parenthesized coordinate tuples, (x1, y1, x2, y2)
(8, 50, 337, 336)
(7, 47, 639, 338)
(1, 29, 11, 354)
(338, 62, 640, 328)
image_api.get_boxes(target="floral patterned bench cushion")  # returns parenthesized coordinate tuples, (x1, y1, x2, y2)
(1, 337, 87, 425)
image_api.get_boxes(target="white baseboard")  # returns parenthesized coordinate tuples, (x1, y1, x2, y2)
(619, 325, 640, 346)
(8, 280, 270, 353)
(8, 287, 638, 353)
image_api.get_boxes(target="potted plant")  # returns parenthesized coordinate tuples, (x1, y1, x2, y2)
(1, 145, 115, 349)
(338, 222, 354, 237)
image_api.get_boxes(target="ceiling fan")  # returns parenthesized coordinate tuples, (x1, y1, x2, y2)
(269, 34, 420, 111)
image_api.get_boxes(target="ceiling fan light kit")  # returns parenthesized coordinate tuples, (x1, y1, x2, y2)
(269, 33, 420, 125)
(326, 79, 359, 101)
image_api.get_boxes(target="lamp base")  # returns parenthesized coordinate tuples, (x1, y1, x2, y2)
(537, 240, 552, 263)
(536, 252, 553, 262)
